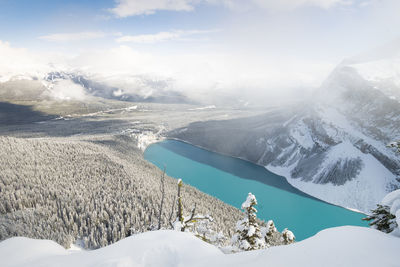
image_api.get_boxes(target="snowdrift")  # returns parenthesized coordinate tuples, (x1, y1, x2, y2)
(1, 227, 399, 267)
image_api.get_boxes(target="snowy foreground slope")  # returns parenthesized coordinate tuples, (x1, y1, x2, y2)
(1, 227, 399, 267)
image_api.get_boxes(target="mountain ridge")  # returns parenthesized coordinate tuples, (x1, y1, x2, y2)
(170, 58, 400, 212)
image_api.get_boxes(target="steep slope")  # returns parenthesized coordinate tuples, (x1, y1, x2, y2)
(0, 135, 243, 249)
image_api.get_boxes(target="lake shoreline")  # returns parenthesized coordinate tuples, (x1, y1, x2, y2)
(144, 139, 369, 240)
(148, 137, 368, 216)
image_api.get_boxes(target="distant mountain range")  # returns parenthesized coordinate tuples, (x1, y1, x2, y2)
(0, 71, 192, 104)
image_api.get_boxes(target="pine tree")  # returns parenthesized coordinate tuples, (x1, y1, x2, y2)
(363, 204, 397, 233)
(261, 219, 283, 246)
(282, 228, 295, 244)
(231, 193, 265, 251)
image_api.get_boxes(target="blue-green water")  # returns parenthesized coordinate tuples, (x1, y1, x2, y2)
(144, 139, 368, 241)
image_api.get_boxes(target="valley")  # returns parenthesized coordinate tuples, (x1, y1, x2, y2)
(1, 54, 399, 248)
(1, 1, 400, 266)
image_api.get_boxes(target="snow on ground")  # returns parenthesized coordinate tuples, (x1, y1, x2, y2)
(132, 125, 166, 151)
(188, 105, 216, 111)
(134, 131, 163, 151)
(289, 119, 314, 150)
(317, 105, 395, 158)
(265, 103, 398, 213)
(382, 189, 400, 237)
(268, 140, 395, 212)
(1, 227, 399, 267)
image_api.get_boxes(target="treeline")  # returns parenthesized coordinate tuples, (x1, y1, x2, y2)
(0, 135, 244, 248)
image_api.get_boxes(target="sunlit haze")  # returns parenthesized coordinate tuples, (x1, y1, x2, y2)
(1, 0, 399, 104)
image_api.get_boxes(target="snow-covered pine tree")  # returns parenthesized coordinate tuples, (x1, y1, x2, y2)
(363, 204, 397, 233)
(261, 220, 282, 246)
(231, 193, 265, 251)
(282, 228, 295, 244)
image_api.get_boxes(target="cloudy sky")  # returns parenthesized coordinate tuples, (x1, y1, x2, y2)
(1, 0, 400, 102)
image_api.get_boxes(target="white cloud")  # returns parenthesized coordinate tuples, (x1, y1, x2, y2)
(1, 0, 398, 105)
(0, 41, 53, 82)
(0, 39, 334, 103)
(212, 0, 353, 10)
(110, 0, 195, 17)
(67, 45, 333, 104)
(49, 80, 87, 101)
(38, 32, 107, 42)
(0, 39, 336, 105)
(116, 29, 217, 43)
(110, 0, 353, 17)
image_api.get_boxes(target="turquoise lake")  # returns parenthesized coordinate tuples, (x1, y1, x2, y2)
(144, 139, 368, 241)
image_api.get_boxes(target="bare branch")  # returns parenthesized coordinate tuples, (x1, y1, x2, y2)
(168, 195, 176, 229)
(157, 165, 166, 230)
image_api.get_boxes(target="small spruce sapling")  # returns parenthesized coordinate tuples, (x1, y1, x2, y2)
(282, 228, 295, 244)
(231, 193, 266, 251)
(261, 220, 283, 246)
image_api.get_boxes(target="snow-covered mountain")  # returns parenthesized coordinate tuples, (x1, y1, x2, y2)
(171, 54, 400, 213)
(43, 71, 192, 103)
(0, 70, 192, 104)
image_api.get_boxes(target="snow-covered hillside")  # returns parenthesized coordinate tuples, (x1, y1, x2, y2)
(1, 227, 399, 267)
